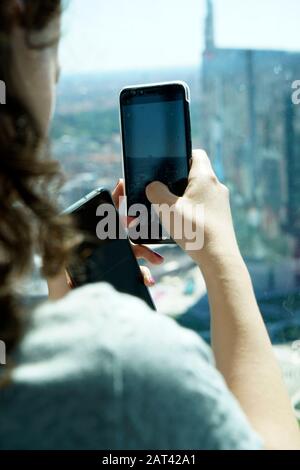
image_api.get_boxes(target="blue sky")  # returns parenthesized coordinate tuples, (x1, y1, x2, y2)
(60, 0, 300, 74)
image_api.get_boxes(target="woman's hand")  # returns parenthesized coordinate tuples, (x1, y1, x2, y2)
(148, 149, 300, 449)
(146, 149, 241, 272)
(47, 179, 164, 301)
(112, 179, 164, 285)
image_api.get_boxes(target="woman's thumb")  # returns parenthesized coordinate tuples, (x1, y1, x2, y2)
(146, 181, 178, 206)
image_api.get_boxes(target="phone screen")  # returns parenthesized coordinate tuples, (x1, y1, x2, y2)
(120, 83, 191, 243)
(67, 189, 156, 311)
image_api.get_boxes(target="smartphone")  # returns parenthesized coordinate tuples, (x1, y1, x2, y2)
(120, 81, 192, 244)
(65, 188, 156, 311)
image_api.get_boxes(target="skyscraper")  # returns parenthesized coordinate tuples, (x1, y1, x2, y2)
(200, 0, 300, 288)
(201, 0, 300, 244)
(205, 0, 214, 54)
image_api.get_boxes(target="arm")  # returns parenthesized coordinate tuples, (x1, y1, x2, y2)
(203, 255, 300, 449)
(146, 149, 300, 450)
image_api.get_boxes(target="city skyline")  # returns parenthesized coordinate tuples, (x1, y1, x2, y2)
(50, 0, 300, 344)
(59, 0, 300, 75)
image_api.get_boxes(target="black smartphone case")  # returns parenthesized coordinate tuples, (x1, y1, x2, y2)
(119, 81, 192, 245)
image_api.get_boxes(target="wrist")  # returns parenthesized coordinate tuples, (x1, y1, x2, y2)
(196, 248, 245, 281)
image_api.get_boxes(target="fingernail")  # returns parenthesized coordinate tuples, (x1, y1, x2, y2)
(128, 218, 139, 229)
(148, 276, 155, 286)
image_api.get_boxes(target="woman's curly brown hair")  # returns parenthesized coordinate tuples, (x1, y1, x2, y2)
(0, 0, 76, 354)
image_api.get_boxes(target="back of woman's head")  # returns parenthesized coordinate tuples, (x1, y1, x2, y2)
(0, 0, 74, 354)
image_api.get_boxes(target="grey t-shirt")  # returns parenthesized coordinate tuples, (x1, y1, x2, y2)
(0, 283, 262, 450)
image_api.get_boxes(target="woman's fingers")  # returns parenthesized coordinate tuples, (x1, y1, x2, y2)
(188, 149, 213, 180)
(112, 178, 138, 227)
(112, 178, 125, 210)
(140, 265, 155, 287)
(112, 178, 131, 226)
(131, 243, 164, 265)
(146, 181, 178, 206)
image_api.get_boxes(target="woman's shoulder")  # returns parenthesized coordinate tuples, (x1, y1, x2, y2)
(23, 281, 213, 369)
(14, 282, 216, 405)
(12, 282, 213, 414)
(11, 282, 262, 449)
